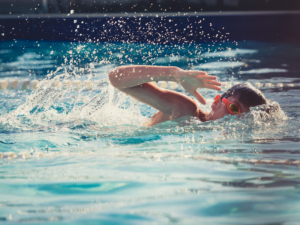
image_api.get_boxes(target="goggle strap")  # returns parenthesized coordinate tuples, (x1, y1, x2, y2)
(214, 94, 221, 101)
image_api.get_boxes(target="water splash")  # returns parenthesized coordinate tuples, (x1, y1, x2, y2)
(0, 65, 146, 134)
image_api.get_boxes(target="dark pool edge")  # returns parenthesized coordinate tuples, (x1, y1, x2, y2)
(1, 10, 300, 19)
(1, 11, 300, 43)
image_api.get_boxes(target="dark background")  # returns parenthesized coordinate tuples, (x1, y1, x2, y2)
(1, 1, 300, 43)
(1, 0, 300, 15)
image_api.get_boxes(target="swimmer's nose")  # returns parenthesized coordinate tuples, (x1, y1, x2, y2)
(211, 102, 216, 111)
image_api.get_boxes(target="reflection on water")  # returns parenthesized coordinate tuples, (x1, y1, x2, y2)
(238, 68, 288, 74)
(0, 40, 300, 224)
(193, 61, 245, 69)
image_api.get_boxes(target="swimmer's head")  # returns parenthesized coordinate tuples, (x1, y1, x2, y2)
(208, 83, 267, 121)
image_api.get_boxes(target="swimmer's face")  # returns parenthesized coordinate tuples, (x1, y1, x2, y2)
(208, 96, 250, 121)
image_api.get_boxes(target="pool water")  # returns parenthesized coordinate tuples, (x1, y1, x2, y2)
(0, 40, 300, 224)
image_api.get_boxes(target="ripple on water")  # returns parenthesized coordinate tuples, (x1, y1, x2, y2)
(0, 40, 299, 224)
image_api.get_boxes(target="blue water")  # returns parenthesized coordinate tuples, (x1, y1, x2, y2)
(0, 40, 300, 224)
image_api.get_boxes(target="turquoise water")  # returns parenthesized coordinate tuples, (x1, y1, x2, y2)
(0, 40, 300, 224)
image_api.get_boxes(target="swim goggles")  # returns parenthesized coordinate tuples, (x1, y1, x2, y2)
(214, 95, 241, 115)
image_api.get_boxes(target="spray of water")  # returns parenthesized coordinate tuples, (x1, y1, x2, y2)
(0, 64, 147, 135)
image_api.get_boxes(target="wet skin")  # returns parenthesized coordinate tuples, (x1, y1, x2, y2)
(208, 96, 250, 121)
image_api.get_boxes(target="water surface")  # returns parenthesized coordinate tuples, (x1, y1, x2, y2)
(0, 40, 300, 224)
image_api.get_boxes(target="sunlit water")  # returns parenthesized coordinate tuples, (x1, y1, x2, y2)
(0, 40, 300, 224)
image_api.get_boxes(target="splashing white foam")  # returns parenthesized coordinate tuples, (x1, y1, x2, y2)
(0, 65, 146, 132)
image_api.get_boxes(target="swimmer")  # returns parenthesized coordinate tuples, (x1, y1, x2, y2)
(109, 66, 267, 126)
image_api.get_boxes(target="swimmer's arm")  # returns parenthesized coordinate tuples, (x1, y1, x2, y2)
(115, 82, 209, 125)
(109, 65, 178, 88)
(108, 65, 220, 124)
(109, 65, 221, 104)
